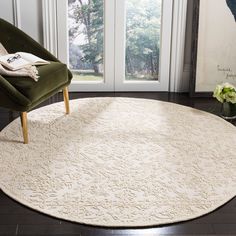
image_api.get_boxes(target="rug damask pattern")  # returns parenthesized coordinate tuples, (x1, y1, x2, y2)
(0, 98, 236, 227)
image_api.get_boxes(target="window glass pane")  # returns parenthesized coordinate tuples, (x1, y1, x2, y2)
(125, 0, 162, 81)
(68, 0, 104, 81)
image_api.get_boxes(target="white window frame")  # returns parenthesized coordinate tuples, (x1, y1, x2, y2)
(115, 0, 173, 91)
(42, 0, 188, 92)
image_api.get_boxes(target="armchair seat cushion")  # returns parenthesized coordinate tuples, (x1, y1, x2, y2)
(4, 62, 71, 104)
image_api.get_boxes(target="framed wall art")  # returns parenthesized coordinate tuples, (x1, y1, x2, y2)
(191, 0, 236, 97)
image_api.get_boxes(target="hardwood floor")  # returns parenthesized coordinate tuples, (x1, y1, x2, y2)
(0, 92, 235, 236)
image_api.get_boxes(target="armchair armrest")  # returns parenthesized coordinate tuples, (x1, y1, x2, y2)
(0, 18, 59, 62)
(0, 75, 30, 107)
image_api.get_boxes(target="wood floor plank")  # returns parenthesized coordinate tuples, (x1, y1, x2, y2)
(17, 224, 94, 235)
(0, 225, 17, 235)
(191, 212, 236, 224)
(212, 224, 236, 234)
(0, 214, 61, 225)
(110, 224, 214, 235)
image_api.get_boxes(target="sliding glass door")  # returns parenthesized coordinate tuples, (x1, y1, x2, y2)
(68, 0, 104, 82)
(115, 0, 172, 91)
(58, 0, 173, 91)
(63, 0, 114, 91)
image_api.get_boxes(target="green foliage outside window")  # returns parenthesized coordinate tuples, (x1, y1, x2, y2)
(68, 0, 161, 80)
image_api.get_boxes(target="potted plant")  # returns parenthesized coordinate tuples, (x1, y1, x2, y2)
(213, 83, 236, 119)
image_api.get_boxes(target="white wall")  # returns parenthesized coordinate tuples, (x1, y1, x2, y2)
(0, 0, 14, 23)
(0, 0, 44, 44)
(19, 0, 44, 44)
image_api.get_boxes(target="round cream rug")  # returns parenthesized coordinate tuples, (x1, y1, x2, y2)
(0, 98, 236, 227)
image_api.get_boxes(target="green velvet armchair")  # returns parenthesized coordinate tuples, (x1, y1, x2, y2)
(0, 18, 72, 144)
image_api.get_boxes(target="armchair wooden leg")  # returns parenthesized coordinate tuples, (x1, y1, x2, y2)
(21, 112, 28, 144)
(63, 87, 70, 115)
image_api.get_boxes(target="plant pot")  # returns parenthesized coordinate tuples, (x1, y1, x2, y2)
(221, 102, 236, 120)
